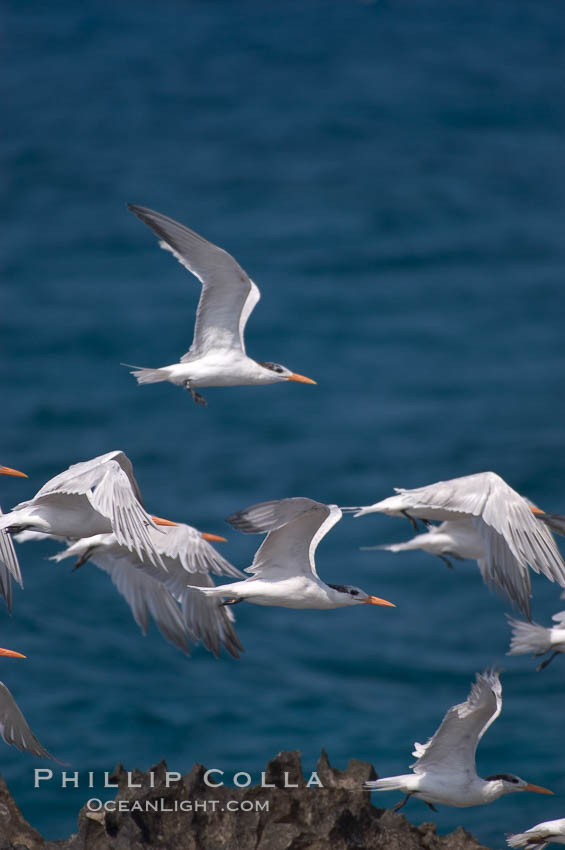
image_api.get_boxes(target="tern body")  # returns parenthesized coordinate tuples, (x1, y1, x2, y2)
(193, 498, 395, 611)
(126, 205, 315, 404)
(377, 518, 485, 562)
(365, 669, 552, 809)
(353, 471, 565, 618)
(140, 354, 285, 389)
(508, 818, 565, 849)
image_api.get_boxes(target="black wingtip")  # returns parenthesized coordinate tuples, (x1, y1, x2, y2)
(225, 511, 262, 534)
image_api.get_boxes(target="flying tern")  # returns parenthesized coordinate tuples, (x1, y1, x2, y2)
(350, 471, 565, 619)
(0, 451, 175, 568)
(365, 669, 552, 809)
(190, 498, 395, 610)
(507, 818, 565, 849)
(51, 522, 245, 657)
(125, 204, 316, 405)
(0, 465, 27, 613)
(507, 591, 565, 670)
(0, 647, 58, 760)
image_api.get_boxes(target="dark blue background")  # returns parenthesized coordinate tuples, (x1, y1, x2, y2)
(2, 1, 565, 846)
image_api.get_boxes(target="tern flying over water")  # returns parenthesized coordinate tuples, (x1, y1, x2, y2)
(125, 204, 316, 405)
(507, 817, 565, 849)
(351, 472, 565, 619)
(0, 647, 57, 760)
(0, 451, 175, 568)
(507, 591, 565, 670)
(0, 465, 27, 613)
(51, 523, 245, 657)
(365, 669, 552, 809)
(190, 498, 395, 610)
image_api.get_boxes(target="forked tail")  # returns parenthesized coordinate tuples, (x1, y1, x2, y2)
(364, 775, 410, 792)
(507, 832, 550, 850)
(121, 363, 168, 385)
(506, 615, 552, 656)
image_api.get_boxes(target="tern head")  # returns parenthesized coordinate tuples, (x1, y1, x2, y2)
(257, 361, 316, 385)
(484, 773, 553, 798)
(327, 584, 395, 608)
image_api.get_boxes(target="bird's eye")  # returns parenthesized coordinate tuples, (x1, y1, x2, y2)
(349, 589, 359, 596)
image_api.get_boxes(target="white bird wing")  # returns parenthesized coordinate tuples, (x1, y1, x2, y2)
(87, 548, 190, 655)
(227, 498, 342, 580)
(128, 204, 261, 358)
(53, 532, 244, 659)
(139, 525, 245, 658)
(150, 523, 244, 579)
(393, 472, 564, 618)
(411, 669, 502, 777)
(0, 681, 58, 760)
(0, 506, 23, 613)
(19, 452, 161, 565)
(180, 572, 244, 659)
(474, 479, 565, 617)
(391, 472, 496, 519)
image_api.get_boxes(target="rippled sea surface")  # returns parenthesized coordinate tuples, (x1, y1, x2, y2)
(2, 2, 565, 846)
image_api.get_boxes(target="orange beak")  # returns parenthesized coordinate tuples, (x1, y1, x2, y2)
(151, 515, 177, 527)
(529, 505, 545, 516)
(0, 465, 27, 478)
(523, 783, 553, 795)
(0, 648, 26, 659)
(363, 596, 396, 607)
(201, 532, 228, 542)
(287, 373, 317, 385)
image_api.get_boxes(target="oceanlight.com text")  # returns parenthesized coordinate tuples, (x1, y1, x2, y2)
(86, 798, 270, 814)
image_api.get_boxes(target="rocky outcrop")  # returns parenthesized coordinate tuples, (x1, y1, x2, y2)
(0, 751, 489, 850)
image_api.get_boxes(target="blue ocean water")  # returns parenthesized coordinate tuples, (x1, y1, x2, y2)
(2, 1, 565, 846)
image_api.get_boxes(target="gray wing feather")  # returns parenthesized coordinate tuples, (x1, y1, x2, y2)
(0, 681, 58, 760)
(0, 507, 23, 613)
(539, 512, 565, 537)
(89, 551, 190, 655)
(181, 577, 244, 659)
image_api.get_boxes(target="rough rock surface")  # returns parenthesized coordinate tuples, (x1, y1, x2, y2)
(0, 751, 490, 850)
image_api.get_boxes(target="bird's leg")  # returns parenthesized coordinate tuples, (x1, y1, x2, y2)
(219, 598, 243, 607)
(426, 802, 439, 812)
(438, 555, 454, 569)
(401, 511, 419, 531)
(72, 551, 93, 571)
(392, 793, 413, 812)
(183, 380, 207, 407)
(537, 651, 560, 672)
